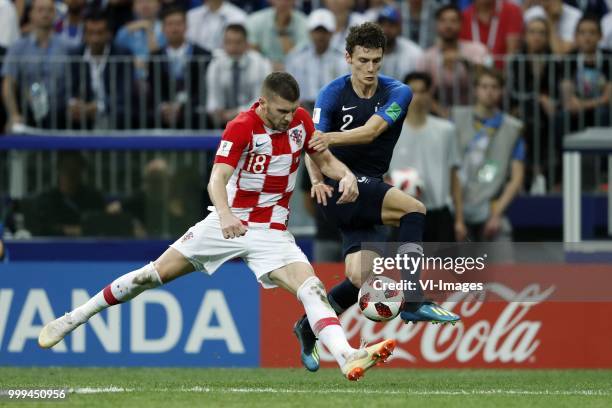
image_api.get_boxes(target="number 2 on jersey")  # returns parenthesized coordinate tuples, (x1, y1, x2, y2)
(246, 153, 267, 173)
(340, 114, 353, 131)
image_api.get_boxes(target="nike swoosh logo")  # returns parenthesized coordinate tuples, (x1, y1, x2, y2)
(255, 141, 266, 147)
(342, 105, 357, 111)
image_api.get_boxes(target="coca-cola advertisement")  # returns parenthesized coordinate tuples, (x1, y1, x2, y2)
(261, 263, 612, 368)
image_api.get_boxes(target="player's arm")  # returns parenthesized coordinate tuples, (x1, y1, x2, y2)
(208, 122, 251, 239)
(310, 115, 388, 150)
(309, 82, 412, 151)
(307, 150, 358, 204)
(303, 155, 333, 205)
(208, 163, 247, 239)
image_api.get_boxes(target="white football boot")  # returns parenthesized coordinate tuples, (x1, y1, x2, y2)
(38, 313, 82, 349)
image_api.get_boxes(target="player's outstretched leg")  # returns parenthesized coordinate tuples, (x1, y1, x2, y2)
(293, 278, 358, 372)
(293, 257, 367, 371)
(273, 265, 395, 381)
(38, 247, 194, 348)
(296, 276, 395, 381)
(382, 188, 460, 325)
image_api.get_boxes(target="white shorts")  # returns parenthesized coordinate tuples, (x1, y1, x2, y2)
(170, 212, 310, 288)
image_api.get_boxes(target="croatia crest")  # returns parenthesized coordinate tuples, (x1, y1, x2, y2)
(289, 128, 303, 145)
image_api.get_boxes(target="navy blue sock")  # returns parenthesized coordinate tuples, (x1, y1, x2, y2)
(398, 212, 425, 243)
(327, 278, 360, 315)
(397, 212, 426, 311)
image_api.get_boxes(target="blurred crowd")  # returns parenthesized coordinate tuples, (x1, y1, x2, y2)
(0, 0, 610, 131)
(1, 0, 612, 246)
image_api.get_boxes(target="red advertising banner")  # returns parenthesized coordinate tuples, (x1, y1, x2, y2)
(261, 263, 612, 368)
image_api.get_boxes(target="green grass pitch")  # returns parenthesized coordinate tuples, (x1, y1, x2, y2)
(1, 368, 611, 407)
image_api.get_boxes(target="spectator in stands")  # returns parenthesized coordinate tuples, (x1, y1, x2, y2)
(507, 17, 557, 190)
(148, 6, 212, 129)
(389, 72, 466, 242)
(524, 0, 582, 55)
(187, 0, 246, 52)
(107, 158, 203, 238)
(54, 0, 86, 49)
(418, 4, 491, 118)
(602, 10, 612, 49)
(285, 8, 346, 112)
(398, 0, 446, 49)
(246, 0, 308, 69)
(452, 67, 525, 241)
(0, 0, 20, 49)
(560, 15, 612, 131)
(460, 0, 523, 66)
(69, 9, 134, 130)
(32, 151, 106, 237)
(114, 0, 166, 73)
(378, 5, 423, 81)
(323, 0, 366, 52)
(2, 0, 71, 130)
(206, 24, 272, 128)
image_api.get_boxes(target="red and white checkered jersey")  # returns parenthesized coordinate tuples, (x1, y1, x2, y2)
(214, 103, 316, 230)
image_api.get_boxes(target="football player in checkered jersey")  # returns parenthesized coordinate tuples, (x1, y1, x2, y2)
(293, 22, 461, 372)
(38, 72, 396, 381)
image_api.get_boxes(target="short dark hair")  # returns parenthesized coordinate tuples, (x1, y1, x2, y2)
(160, 5, 186, 21)
(576, 14, 602, 35)
(435, 4, 461, 20)
(345, 22, 386, 55)
(403, 71, 433, 91)
(225, 23, 248, 38)
(474, 66, 504, 88)
(262, 72, 300, 102)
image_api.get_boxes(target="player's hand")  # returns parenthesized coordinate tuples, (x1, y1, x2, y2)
(311, 182, 334, 206)
(219, 212, 247, 239)
(336, 172, 358, 204)
(308, 131, 330, 152)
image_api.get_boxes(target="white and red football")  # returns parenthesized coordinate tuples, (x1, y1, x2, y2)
(390, 167, 423, 198)
(358, 276, 404, 322)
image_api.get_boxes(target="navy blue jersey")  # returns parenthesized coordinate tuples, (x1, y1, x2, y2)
(313, 74, 412, 179)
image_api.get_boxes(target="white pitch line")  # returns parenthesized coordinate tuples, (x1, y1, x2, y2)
(70, 387, 135, 394)
(68, 387, 611, 397)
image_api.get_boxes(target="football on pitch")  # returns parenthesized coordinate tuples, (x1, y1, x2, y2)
(358, 276, 404, 322)
(390, 167, 423, 198)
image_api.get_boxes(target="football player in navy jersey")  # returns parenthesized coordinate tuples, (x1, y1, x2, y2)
(294, 22, 460, 372)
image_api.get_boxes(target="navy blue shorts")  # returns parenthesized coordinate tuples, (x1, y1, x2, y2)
(319, 175, 392, 257)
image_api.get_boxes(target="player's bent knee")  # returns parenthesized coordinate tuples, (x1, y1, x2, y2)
(382, 188, 427, 225)
(269, 262, 315, 294)
(410, 198, 426, 215)
(344, 253, 370, 288)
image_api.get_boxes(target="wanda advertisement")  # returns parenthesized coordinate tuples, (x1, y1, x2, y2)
(261, 262, 612, 369)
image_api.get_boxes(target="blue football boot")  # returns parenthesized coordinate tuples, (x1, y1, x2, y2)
(293, 314, 320, 372)
(400, 301, 460, 325)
